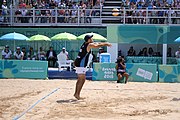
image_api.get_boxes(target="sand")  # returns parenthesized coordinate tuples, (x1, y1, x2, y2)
(0, 79, 180, 120)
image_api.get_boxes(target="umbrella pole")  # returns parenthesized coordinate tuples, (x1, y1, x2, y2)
(14, 40, 15, 52)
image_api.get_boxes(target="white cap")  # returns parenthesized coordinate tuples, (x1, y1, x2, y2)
(99, 47, 103, 50)
(62, 47, 66, 50)
(16, 47, 20, 49)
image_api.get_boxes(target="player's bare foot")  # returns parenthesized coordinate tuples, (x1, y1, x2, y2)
(74, 94, 85, 100)
(74, 94, 80, 100)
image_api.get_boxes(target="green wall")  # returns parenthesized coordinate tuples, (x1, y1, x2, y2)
(107, 25, 180, 44)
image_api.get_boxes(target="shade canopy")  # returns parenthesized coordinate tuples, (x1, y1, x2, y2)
(77, 32, 107, 41)
(28, 34, 51, 42)
(0, 32, 29, 40)
(51, 32, 77, 40)
(174, 37, 180, 42)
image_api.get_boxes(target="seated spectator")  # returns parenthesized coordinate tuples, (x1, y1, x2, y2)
(167, 47, 172, 57)
(14, 47, 24, 60)
(127, 46, 136, 56)
(175, 46, 180, 58)
(142, 47, 148, 56)
(138, 49, 143, 56)
(46, 46, 57, 67)
(148, 47, 154, 56)
(1, 45, 12, 59)
(38, 47, 46, 60)
(22, 47, 27, 60)
(59, 47, 68, 59)
(27, 47, 37, 60)
(97, 47, 104, 62)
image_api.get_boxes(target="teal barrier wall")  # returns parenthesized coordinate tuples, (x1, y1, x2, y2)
(159, 64, 180, 83)
(126, 63, 158, 82)
(0, 60, 48, 79)
(92, 63, 158, 82)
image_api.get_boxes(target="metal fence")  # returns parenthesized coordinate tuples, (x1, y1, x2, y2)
(0, 7, 180, 26)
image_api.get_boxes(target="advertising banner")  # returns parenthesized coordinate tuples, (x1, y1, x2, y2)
(0, 60, 48, 79)
(92, 63, 158, 82)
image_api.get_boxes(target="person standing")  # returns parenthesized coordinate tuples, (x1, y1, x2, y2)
(73, 34, 112, 100)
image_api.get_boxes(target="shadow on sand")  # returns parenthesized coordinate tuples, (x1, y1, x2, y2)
(56, 99, 80, 104)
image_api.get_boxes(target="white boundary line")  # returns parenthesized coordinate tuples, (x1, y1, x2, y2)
(13, 88, 60, 120)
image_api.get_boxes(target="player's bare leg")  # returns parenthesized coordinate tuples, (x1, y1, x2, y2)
(74, 74, 86, 100)
(117, 73, 122, 83)
(123, 73, 129, 84)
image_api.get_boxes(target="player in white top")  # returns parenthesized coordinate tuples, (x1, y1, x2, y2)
(14, 47, 24, 60)
(2, 45, 12, 59)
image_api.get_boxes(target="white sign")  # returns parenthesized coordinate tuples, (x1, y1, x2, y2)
(136, 68, 153, 80)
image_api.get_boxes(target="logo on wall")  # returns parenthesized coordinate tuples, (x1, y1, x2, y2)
(136, 68, 153, 80)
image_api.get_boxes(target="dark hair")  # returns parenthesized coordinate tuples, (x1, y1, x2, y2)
(116, 57, 123, 63)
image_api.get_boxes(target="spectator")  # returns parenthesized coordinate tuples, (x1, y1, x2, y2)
(27, 47, 37, 60)
(167, 47, 172, 57)
(148, 47, 154, 56)
(14, 47, 24, 60)
(59, 47, 69, 59)
(142, 47, 148, 56)
(46, 46, 57, 67)
(127, 46, 136, 56)
(1, 45, 12, 59)
(2, 1, 8, 22)
(175, 46, 180, 58)
(71, 10, 77, 23)
(38, 47, 46, 60)
(20, 4, 28, 23)
(97, 47, 104, 62)
(22, 47, 27, 60)
(58, 9, 65, 23)
(85, 3, 93, 23)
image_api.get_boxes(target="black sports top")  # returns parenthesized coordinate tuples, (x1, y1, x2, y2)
(74, 42, 91, 67)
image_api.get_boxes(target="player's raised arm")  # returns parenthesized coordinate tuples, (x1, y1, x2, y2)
(87, 42, 112, 52)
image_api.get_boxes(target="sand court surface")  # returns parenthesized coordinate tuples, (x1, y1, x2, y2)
(0, 79, 180, 120)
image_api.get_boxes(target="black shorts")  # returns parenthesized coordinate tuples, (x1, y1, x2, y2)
(117, 72, 125, 76)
